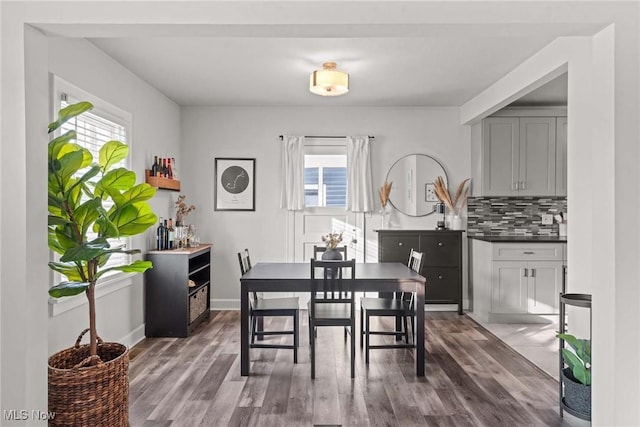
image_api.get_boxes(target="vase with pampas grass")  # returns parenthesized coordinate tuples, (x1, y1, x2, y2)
(434, 177, 470, 230)
(378, 181, 393, 229)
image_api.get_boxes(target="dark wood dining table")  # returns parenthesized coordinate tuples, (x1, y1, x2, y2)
(240, 262, 427, 376)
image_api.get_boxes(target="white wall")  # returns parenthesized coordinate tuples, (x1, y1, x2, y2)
(181, 106, 470, 307)
(2, 1, 639, 424)
(46, 37, 182, 353)
(460, 22, 640, 424)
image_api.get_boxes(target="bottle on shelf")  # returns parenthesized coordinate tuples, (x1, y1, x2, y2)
(171, 157, 179, 180)
(151, 155, 159, 178)
(156, 217, 165, 250)
(167, 158, 173, 179)
(168, 218, 175, 249)
(163, 218, 169, 250)
(162, 158, 168, 178)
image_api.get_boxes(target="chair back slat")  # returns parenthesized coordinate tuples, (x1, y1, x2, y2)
(238, 248, 257, 301)
(310, 259, 356, 316)
(402, 249, 424, 308)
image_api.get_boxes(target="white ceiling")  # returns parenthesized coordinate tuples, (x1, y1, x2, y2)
(87, 25, 587, 107)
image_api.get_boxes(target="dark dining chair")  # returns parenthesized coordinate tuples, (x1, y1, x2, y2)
(309, 258, 356, 379)
(360, 249, 424, 364)
(238, 248, 299, 363)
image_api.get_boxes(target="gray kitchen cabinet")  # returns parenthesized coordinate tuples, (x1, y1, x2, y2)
(491, 260, 562, 314)
(481, 116, 557, 196)
(377, 230, 463, 314)
(471, 240, 564, 322)
(556, 116, 568, 196)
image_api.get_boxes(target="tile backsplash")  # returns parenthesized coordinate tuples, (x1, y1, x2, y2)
(466, 196, 567, 236)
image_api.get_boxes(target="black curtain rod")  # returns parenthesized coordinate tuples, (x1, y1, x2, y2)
(278, 135, 375, 140)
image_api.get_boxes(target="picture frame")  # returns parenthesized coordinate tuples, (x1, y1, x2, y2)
(214, 158, 256, 211)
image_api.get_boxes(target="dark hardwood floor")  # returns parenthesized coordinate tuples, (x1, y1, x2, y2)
(130, 311, 563, 426)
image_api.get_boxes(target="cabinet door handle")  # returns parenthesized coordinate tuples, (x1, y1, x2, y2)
(531, 268, 535, 278)
(398, 242, 403, 246)
(512, 182, 518, 191)
(523, 268, 528, 277)
(521, 181, 526, 190)
(438, 242, 443, 247)
(438, 275, 443, 280)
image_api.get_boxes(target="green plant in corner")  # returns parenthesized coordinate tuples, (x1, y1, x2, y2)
(557, 333, 591, 386)
(48, 101, 157, 363)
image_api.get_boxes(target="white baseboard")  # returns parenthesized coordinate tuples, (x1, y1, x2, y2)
(119, 324, 145, 349)
(211, 299, 240, 310)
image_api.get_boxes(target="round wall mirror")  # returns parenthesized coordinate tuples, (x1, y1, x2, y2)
(385, 154, 448, 217)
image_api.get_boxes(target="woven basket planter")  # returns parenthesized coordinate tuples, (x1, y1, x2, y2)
(48, 329, 129, 427)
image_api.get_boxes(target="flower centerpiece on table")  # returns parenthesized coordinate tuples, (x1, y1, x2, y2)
(322, 231, 343, 249)
(175, 194, 196, 226)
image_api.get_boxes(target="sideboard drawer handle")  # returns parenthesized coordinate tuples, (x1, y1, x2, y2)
(523, 251, 534, 254)
(438, 242, 443, 247)
(398, 242, 403, 246)
(438, 275, 443, 280)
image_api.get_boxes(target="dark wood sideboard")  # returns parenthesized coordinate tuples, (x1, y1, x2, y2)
(144, 244, 212, 337)
(376, 230, 463, 314)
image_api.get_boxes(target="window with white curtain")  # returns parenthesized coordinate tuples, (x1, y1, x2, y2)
(303, 144, 347, 208)
(52, 78, 133, 282)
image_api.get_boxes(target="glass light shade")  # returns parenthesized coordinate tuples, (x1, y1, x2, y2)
(309, 62, 349, 96)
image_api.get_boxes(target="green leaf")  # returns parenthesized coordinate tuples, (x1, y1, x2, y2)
(96, 260, 153, 279)
(66, 164, 101, 198)
(110, 203, 157, 236)
(60, 238, 110, 263)
(48, 194, 64, 210)
(54, 225, 80, 250)
(120, 183, 156, 206)
(48, 228, 66, 255)
(49, 281, 90, 298)
(48, 215, 69, 226)
(94, 206, 119, 238)
(55, 150, 84, 192)
(48, 130, 76, 160)
(99, 141, 129, 172)
(48, 101, 93, 133)
(73, 197, 102, 237)
(97, 168, 136, 193)
(48, 261, 85, 282)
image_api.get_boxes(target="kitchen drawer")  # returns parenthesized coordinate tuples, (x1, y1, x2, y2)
(423, 267, 461, 302)
(421, 235, 460, 267)
(492, 243, 563, 261)
(379, 235, 419, 262)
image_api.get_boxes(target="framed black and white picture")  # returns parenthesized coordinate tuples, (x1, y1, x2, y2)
(214, 158, 256, 211)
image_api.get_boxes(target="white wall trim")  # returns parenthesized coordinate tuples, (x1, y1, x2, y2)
(118, 324, 146, 350)
(211, 299, 240, 311)
(48, 273, 134, 317)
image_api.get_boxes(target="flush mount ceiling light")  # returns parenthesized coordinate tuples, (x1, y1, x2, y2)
(309, 62, 349, 96)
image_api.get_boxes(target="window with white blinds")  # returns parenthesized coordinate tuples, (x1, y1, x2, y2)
(59, 93, 131, 276)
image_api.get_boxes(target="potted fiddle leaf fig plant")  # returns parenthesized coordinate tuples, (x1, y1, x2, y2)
(47, 101, 157, 426)
(557, 333, 591, 418)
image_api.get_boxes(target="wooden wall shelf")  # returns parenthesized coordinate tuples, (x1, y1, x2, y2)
(145, 169, 180, 191)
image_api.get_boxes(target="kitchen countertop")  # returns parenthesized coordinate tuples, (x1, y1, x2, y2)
(468, 235, 567, 243)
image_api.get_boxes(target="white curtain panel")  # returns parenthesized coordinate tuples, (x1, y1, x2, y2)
(346, 136, 374, 212)
(280, 135, 305, 210)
